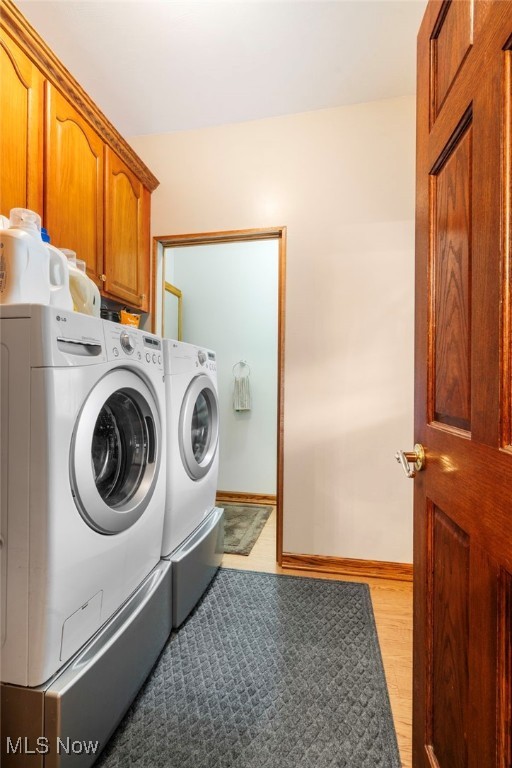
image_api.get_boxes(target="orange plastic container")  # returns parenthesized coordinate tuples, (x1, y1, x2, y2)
(120, 308, 140, 328)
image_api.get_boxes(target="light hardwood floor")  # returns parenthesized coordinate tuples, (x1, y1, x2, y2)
(222, 508, 413, 768)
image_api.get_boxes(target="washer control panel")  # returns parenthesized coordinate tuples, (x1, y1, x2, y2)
(105, 323, 163, 370)
(196, 348, 216, 372)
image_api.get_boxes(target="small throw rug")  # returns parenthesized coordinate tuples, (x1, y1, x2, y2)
(223, 503, 273, 555)
(96, 569, 400, 768)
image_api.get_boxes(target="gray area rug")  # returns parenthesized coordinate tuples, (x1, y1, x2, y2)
(223, 504, 273, 555)
(96, 569, 400, 768)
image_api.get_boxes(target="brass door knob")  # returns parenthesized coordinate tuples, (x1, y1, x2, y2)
(395, 444, 425, 478)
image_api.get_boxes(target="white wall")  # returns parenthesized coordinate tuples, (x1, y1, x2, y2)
(131, 95, 415, 563)
(166, 240, 278, 494)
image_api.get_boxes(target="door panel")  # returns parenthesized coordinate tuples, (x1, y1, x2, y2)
(45, 83, 104, 286)
(415, 2, 512, 767)
(505, 45, 512, 449)
(431, 123, 472, 431)
(0, 29, 43, 215)
(466, 545, 499, 767)
(431, 0, 473, 119)
(498, 570, 512, 767)
(104, 147, 149, 310)
(431, 507, 469, 768)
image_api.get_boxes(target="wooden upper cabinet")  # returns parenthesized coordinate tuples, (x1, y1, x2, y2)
(1, 0, 158, 313)
(45, 84, 104, 287)
(104, 147, 150, 311)
(0, 28, 43, 215)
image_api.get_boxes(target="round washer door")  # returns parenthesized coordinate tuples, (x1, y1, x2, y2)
(179, 374, 219, 480)
(70, 369, 161, 534)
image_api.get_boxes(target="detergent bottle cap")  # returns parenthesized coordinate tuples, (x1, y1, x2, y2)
(60, 248, 78, 265)
(9, 208, 42, 237)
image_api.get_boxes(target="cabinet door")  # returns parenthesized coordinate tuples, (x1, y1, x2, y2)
(0, 30, 43, 216)
(104, 147, 149, 311)
(45, 83, 103, 286)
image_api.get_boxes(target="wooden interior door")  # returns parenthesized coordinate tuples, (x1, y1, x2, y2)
(0, 29, 43, 215)
(45, 83, 104, 286)
(414, 1, 512, 766)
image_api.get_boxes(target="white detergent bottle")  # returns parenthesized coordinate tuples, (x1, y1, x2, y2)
(79, 259, 101, 318)
(41, 228, 73, 311)
(61, 249, 101, 317)
(0, 208, 51, 305)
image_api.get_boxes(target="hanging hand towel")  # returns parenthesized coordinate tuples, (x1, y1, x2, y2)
(233, 375, 251, 411)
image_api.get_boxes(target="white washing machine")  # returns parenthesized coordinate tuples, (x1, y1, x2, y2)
(162, 339, 224, 627)
(0, 305, 168, 690)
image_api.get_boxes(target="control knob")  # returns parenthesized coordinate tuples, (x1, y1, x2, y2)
(198, 350, 207, 365)
(120, 330, 135, 354)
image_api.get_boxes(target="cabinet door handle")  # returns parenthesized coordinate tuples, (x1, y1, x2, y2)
(99, 274, 107, 282)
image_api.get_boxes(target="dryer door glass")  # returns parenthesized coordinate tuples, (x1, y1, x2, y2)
(191, 390, 211, 463)
(179, 374, 219, 481)
(92, 391, 150, 507)
(71, 369, 161, 534)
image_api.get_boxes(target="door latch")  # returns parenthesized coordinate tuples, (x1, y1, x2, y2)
(395, 444, 425, 478)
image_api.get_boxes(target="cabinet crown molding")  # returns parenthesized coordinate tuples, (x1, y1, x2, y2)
(1, 0, 159, 192)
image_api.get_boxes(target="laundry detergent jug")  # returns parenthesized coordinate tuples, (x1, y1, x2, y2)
(41, 228, 74, 311)
(0, 208, 51, 305)
(61, 249, 101, 317)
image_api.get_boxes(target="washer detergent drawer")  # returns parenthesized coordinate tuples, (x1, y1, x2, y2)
(168, 506, 224, 628)
(0, 561, 172, 768)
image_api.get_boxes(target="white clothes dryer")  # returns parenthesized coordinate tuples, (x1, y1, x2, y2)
(0, 305, 167, 689)
(162, 339, 224, 627)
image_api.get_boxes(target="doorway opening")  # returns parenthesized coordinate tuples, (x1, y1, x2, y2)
(152, 228, 286, 564)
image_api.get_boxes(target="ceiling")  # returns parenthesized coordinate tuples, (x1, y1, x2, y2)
(15, 0, 426, 138)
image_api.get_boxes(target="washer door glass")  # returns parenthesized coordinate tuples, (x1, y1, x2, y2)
(71, 370, 161, 534)
(92, 391, 150, 507)
(180, 375, 219, 480)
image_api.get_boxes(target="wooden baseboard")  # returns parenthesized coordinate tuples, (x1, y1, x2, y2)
(281, 552, 413, 582)
(216, 491, 277, 506)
